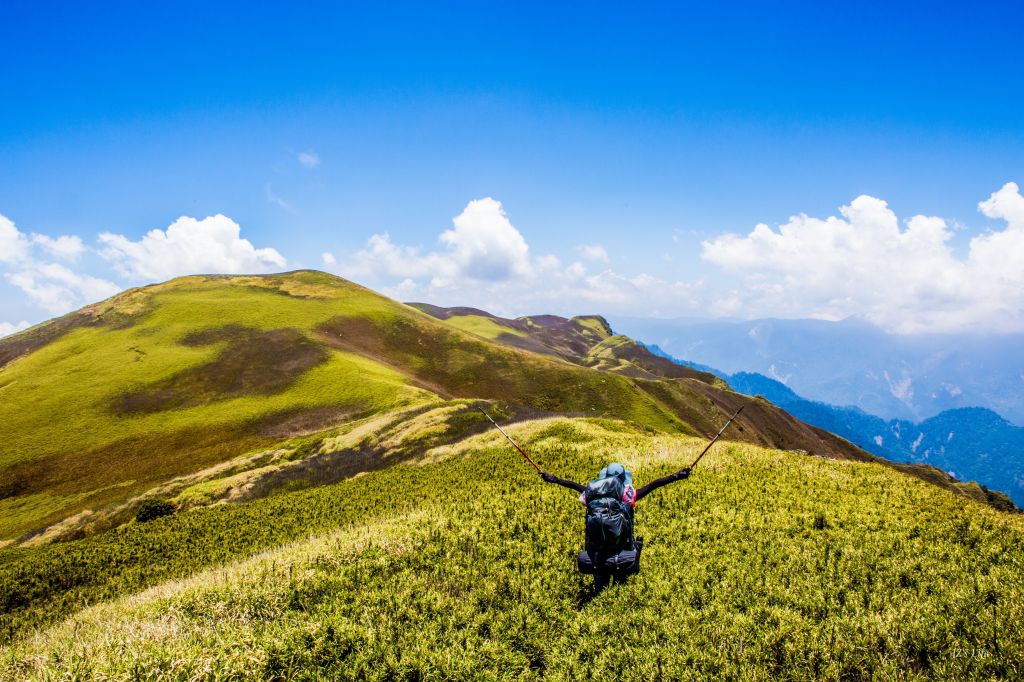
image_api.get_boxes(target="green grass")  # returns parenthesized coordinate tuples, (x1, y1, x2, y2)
(3, 271, 1022, 678)
(2, 272, 692, 540)
(0, 273, 422, 470)
(570, 315, 612, 338)
(440, 314, 528, 340)
(1, 270, 1009, 543)
(1, 417, 1022, 679)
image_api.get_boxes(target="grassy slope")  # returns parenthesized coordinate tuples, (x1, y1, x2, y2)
(2, 418, 1022, 679)
(0, 273, 431, 539)
(5, 270, 914, 545)
(0, 272, 698, 541)
(439, 313, 529, 340)
(411, 303, 1011, 510)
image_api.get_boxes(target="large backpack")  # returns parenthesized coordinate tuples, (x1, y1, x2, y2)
(583, 476, 634, 557)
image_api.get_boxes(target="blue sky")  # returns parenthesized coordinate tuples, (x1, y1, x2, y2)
(2, 1, 1023, 334)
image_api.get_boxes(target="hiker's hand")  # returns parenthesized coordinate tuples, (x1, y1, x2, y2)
(541, 472, 556, 483)
(677, 467, 692, 480)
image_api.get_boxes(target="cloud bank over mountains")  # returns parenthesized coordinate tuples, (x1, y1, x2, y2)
(329, 197, 703, 319)
(329, 183, 1024, 332)
(702, 182, 1024, 333)
(2, 182, 1024, 337)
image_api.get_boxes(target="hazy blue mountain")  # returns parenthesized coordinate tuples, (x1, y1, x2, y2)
(726, 371, 1024, 506)
(613, 316, 1024, 425)
(643, 343, 725, 378)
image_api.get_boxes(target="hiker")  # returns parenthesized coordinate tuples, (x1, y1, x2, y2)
(475, 404, 744, 592)
(540, 462, 691, 590)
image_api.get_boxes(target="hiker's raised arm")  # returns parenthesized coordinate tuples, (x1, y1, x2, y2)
(635, 467, 691, 501)
(540, 471, 586, 493)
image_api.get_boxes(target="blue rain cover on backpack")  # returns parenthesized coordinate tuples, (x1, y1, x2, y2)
(584, 474, 633, 556)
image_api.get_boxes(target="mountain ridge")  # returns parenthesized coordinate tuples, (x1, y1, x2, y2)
(0, 270, 912, 547)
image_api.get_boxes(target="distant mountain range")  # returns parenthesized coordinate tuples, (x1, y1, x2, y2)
(613, 316, 1024, 426)
(641, 343, 1023, 506)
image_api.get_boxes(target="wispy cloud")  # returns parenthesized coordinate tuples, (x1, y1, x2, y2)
(577, 244, 609, 263)
(297, 150, 320, 168)
(264, 183, 295, 212)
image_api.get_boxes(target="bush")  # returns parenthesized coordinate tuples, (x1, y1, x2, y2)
(135, 499, 176, 523)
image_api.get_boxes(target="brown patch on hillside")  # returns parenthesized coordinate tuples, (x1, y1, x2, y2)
(520, 321, 600, 359)
(112, 325, 329, 414)
(518, 314, 609, 359)
(199, 272, 344, 300)
(2, 399, 379, 542)
(256, 406, 364, 437)
(242, 402, 499, 501)
(408, 303, 613, 363)
(491, 332, 566, 358)
(3, 423, 279, 541)
(315, 315, 662, 420)
(408, 303, 720, 387)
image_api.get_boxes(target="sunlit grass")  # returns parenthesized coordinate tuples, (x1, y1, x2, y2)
(440, 314, 528, 340)
(2, 418, 1022, 679)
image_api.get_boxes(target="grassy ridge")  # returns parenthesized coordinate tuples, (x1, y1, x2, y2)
(5, 270, 1006, 545)
(0, 272, 696, 541)
(2, 418, 1023, 679)
(0, 275, 427, 539)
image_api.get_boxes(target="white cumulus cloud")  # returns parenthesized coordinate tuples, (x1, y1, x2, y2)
(343, 198, 531, 283)
(979, 181, 1024, 227)
(337, 198, 702, 318)
(440, 198, 532, 280)
(99, 214, 287, 281)
(701, 182, 1024, 333)
(31, 233, 86, 260)
(6, 263, 120, 314)
(1, 213, 120, 317)
(342, 232, 452, 281)
(0, 214, 31, 264)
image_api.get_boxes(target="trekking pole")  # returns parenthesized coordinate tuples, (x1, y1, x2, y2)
(476, 406, 543, 473)
(688, 403, 747, 470)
